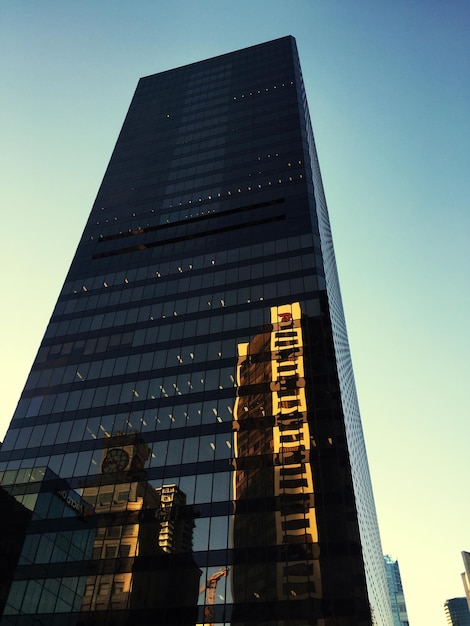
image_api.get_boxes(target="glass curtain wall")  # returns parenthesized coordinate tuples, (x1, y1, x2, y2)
(0, 37, 391, 626)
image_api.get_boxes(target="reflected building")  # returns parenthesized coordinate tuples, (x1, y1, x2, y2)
(383, 556, 409, 626)
(155, 484, 195, 554)
(232, 302, 321, 617)
(78, 432, 157, 620)
(78, 433, 200, 625)
(0, 37, 392, 625)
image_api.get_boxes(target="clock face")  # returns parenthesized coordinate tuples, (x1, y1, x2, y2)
(102, 448, 130, 473)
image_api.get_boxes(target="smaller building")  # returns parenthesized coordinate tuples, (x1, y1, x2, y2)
(0, 466, 96, 622)
(154, 484, 195, 554)
(78, 433, 201, 625)
(462, 551, 470, 610)
(384, 555, 409, 626)
(444, 597, 470, 626)
(0, 487, 32, 616)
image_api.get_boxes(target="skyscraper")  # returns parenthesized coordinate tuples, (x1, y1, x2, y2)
(462, 551, 470, 610)
(0, 37, 392, 626)
(383, 555, 409, 626)
(444, 598, 470, 626)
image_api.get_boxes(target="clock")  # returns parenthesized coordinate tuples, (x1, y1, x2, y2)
(101, 448, 130, 473)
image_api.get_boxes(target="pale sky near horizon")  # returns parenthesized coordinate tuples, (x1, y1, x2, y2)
(1, 2, 469, 625)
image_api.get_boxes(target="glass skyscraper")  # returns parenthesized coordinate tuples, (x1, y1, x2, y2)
(383, 556, 409, 626)
(462, 551, 470, 610)
(0, 37, 392, 626)
(444, 598, 470, 626)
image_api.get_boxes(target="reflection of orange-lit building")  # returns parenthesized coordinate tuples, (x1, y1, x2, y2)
(79, 433, 200, 625)
(270, 303, 321, 602)
(232, 325, 277, 606)
(155, 484, 194, 554)
(79, 433, 154, 619)
(232, 302, 321, 618)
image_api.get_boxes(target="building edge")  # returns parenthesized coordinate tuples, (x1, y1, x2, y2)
(289, 36, 393, 626)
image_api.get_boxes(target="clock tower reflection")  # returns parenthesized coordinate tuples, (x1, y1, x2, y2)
(78, 432, 201, 625)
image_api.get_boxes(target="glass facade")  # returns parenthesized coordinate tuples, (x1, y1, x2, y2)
(444, 598, 470, 626)
(462, 551, 470, 610)
(383, 556, 409, 626)
(0, 37, 392, 626)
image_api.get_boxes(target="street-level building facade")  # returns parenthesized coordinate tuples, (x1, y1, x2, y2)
(0, 37, 392, 626)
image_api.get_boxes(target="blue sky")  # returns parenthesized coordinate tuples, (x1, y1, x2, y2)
(1, 2, 469, 624)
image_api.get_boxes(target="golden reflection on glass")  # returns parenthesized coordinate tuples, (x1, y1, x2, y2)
(79, 432, 201, 623)
(232, 302, 321, 610)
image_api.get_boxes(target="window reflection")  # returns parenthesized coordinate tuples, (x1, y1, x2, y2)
(79, 432, 201, 623)
(232, 302, 321, 614)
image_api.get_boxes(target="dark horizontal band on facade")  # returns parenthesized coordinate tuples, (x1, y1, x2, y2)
(23, 342, 304, 399)
(30, 288, 321, 373)
(6, 491, 315, 530)
(3, 412, 325, 466)
(97, 198, 285, 243)
(0, 597, 367, 625)
(10, 540, 328, 580)
(60, 237, 316, 302)
(92, 214, 286, 260)
(0, 439, 346, 490)
(53, 254, 315, 320)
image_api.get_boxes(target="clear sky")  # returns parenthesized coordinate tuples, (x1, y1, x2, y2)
(1, 2, 469, 624)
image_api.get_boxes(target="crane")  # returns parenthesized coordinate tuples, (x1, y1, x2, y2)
(198, 568, 229, 626)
